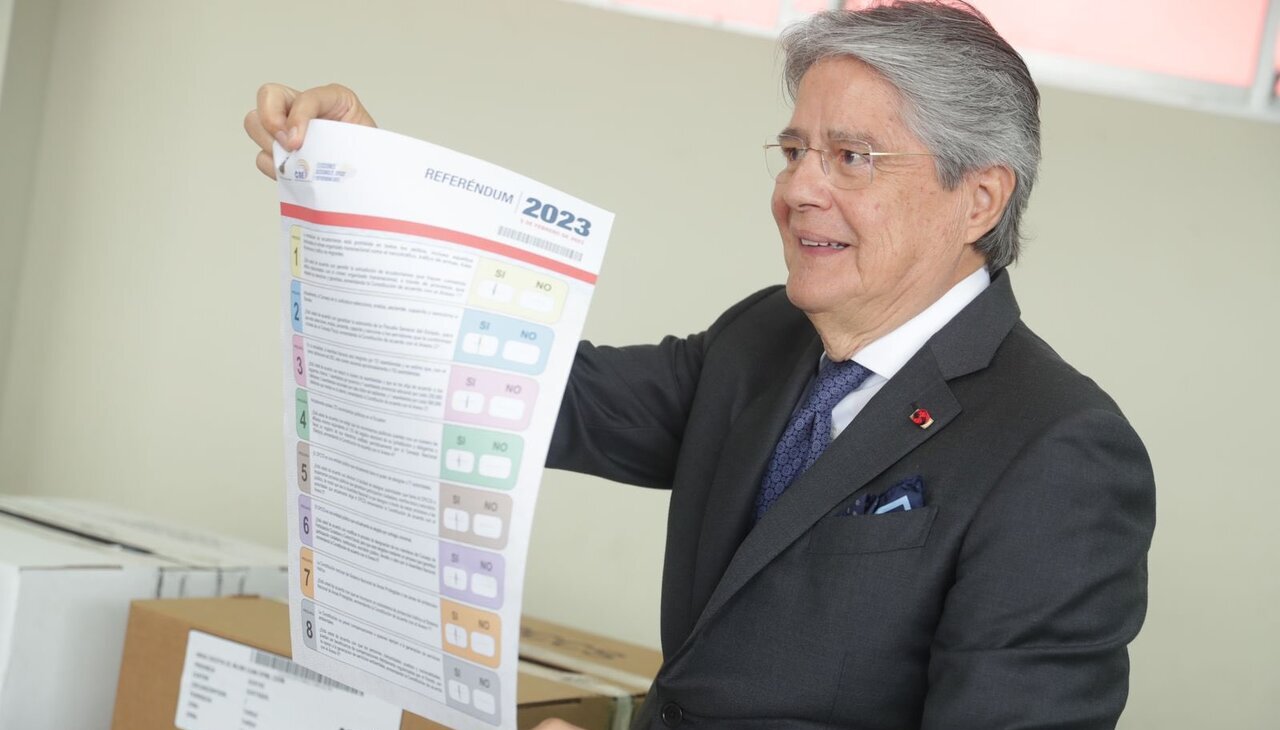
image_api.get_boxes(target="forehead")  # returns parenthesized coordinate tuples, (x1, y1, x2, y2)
(786, 56, 910, 147)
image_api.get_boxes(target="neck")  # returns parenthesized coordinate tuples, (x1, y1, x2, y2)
(811, 262, 985, 362)
(809, 302, 912, 362)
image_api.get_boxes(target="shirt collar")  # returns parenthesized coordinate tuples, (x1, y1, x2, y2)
(830, 266, 991, 380)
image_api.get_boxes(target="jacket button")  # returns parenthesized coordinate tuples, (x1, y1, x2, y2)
(661, 702, 684, 727)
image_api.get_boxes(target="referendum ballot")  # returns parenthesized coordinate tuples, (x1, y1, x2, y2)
(275, 121, 613, 729)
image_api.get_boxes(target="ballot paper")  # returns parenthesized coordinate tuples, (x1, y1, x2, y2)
(275, 120, 612, 729)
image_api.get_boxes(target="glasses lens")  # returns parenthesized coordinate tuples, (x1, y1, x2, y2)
(828, 141, 872, 190)
(765, 139, 874, 189)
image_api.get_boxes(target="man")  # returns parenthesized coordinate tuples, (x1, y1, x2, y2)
(247, 3, 1155, 728)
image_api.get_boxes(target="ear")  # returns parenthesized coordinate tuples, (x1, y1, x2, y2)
(961, 164, 1016, 245)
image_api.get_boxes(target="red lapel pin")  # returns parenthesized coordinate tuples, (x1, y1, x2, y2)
(910, 407, 934, 429)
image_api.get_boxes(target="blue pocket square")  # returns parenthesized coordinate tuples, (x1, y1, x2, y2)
(843, 475, 926, 516)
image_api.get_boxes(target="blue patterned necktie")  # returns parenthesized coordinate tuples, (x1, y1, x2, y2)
(754, 359, 873, 521)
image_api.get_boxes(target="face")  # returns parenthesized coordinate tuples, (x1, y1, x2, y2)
(772, 57, 983, 332)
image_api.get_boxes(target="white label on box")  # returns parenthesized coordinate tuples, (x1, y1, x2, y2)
(174, 630, 401, 730)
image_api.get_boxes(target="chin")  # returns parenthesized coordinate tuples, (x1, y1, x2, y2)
(784, 276, 852, 316)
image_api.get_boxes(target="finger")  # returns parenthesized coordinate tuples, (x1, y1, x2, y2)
(256, 82, 299, 145)
(255, 150, 278, 180)
(244, 109, 276, 156)
(283, 83, 376, 150)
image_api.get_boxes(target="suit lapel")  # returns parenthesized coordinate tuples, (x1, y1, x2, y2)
(686, 336, 823, 614)
(683, 348, 959, 644)
(675, 271, 1023, 656)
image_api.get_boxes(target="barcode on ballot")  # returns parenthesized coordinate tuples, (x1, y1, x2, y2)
(497, 225, 583, 261)
(251, 650, 361, 695)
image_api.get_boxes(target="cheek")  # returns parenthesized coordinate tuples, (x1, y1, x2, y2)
(850, 190, 921, 244)
(771, 192, 788, 228)
(832, 197, 879, 240)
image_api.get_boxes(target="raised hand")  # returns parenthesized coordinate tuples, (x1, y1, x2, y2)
(243, 82, 376, 179)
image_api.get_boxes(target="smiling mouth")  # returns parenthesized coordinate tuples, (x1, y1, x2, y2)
(800, 238, 850, 250)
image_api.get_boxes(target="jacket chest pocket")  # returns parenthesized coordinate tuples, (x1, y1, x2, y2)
(805, 505, 937, 554)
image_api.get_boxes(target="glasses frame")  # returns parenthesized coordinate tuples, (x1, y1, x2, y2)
(763, 135, 935, 190)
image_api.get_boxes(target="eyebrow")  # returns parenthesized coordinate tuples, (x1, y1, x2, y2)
(777, 127, 885, 148)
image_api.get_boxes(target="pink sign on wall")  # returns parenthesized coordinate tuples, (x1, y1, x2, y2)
(571, 0, 1278, 112)
(847, 0, 1272, 88)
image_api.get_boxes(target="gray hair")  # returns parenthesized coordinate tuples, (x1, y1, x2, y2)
(780, 1, 1040, 270)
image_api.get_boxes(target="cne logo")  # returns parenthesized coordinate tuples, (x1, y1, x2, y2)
(279, 157, 310, 181)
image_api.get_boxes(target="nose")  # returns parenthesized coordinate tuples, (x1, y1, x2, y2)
(778, 150, 831, 210)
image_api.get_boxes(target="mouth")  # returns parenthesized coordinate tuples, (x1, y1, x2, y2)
(799, 237, 850, 250)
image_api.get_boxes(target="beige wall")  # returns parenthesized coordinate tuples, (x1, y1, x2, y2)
(0, 0, 11, 397)
(0, 0, 58, 425)
(1, 0, 1277, 725)
(0, 0, 11, 90)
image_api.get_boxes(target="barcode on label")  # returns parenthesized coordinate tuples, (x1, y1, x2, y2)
(251, 650, 362, 695)
(497, 226, 584, 262)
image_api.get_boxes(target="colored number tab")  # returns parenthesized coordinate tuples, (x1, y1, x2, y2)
(290, 225, 304, 277)
(295, 389, 311, 440)
(299, 547, 315, 599)
(296, 442, 312, 494)
(292, 335, 307, 386)
(298, 494, 314, 547)
(300, 599, 318, 650)
(290, 280, 304, 333)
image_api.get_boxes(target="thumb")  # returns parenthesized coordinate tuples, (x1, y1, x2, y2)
(255, 82, 299, 145)
(283, 83, 377, 150)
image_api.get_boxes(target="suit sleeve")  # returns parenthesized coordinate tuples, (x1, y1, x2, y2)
(546, 286, 779, 489)
(921, 408, 1156, 730)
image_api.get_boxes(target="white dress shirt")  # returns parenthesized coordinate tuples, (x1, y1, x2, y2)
(829, 267, 990, 440)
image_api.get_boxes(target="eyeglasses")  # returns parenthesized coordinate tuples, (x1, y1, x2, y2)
(764, 134, 935, 190)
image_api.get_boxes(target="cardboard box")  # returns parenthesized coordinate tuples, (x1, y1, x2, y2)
(0, 499, 287, 730)
(112, 597, 661, 730)
(519, 616, 660, 701)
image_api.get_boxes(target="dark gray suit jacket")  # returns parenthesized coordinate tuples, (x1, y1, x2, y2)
(548, 272, 1155, 729)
